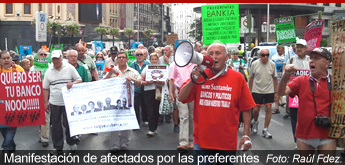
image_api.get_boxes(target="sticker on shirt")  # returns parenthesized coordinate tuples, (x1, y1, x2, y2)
(199, 84, 232, 108)
(288, 69, 310, 108)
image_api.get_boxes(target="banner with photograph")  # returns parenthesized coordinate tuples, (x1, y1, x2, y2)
(305, 20, 324, 51)
(62, 78, 139, 136)
(145, 65, 169, 81)
(19, 45, 33, 61)
(95, 60, 105, 80)
(0, 71, 45, 127)
(329, 19, 345, 140)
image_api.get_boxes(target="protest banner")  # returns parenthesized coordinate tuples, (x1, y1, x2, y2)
(145, 65, 169, 81)
(49, 44, 63, 53)
(329, 19, 345, 142)
(126, 49, 136, 65)
(201, 3, 239, 45)
(62, 78, 139, 136)
(94, 41, 103, 53)
(95, 60, 105, 80)
(274, 16, 296, 46)
(304, 20, 324, 51)
(19, 45, 33, 61)
(166, 34, 178, 45)
(288, 69, 310, 108)
(0, 71, 45, 127)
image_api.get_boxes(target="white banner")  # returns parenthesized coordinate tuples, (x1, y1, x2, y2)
(62, 78, 139, 136)
(145, 65, 169, 81)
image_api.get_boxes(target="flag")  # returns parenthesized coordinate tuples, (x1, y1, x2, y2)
(15, 46, 19, 54)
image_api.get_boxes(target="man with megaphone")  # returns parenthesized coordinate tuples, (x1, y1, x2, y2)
(178, 42, 256, 159)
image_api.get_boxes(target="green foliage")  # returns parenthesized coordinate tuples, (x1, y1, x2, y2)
(143, 29, 155, 38)
(188, 17, 202, 41)
(124, 28, 134, 38)
(47, 20, 62, 36)
(320, 39, 328, 47)
(94, 26, 108, 36)
(108, 27, 120, 36)
(65, 23, 80, 36)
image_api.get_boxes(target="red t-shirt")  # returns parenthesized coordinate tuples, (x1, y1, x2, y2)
(180, 68, 255, 150)
(287, 75, 332, 139)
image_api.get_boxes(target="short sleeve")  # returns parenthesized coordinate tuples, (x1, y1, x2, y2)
(287, 76, 302, 98)
(238, 76, 256, 111)
(178, 79, 195, 103)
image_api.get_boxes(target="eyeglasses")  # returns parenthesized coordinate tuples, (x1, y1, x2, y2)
(40, 54, 48, 57)
(135, 54, 143, 56)
(261, 54, 269, 57)
(96, 56, 102, 58)
(117, 56, 127, 59)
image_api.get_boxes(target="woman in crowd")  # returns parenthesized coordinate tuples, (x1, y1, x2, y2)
(20, 59, 31, 72)
(141, 53, 164, 137)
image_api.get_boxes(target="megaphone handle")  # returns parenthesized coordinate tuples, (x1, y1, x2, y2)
(191, 70, 208, 85)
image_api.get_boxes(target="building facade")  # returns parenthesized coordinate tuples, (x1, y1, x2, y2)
(0, 3, 172, 51)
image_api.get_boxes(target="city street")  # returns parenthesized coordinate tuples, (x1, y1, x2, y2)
(1, 100, 297, 151)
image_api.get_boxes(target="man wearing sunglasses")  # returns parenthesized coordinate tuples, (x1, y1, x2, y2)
(249, 48, 278, 139)
(30, 48, 52, 148)
(129, 49, 151, 126)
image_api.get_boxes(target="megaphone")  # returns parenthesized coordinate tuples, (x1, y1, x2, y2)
(174, 41, 227, 84)
(174, 41, 214, 69)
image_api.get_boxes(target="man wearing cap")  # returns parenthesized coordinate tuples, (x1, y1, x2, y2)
(43, 50, 82, 154)
(76, 43, 98, 81)
(12, 54, 20, 65)
(104, 46, 118, 70)
(284, 39, 310, 145)
(0, 51, 24, 153)
(278, 48, 335, 157)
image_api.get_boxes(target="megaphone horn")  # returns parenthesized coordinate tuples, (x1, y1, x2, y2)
(174, 41, 214, 68)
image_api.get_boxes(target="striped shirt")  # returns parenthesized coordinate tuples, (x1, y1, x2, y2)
(43, 62, 81, 106)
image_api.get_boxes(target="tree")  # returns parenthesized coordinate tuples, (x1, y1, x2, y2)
(143, 29, 155, 46)
(94, 26, 108, 42)
(188, 17, 202, 42)
(124, 28, 134, 48)
(65, 23, 80, 45)
(320, 39, 328, 47)
(108, 27, 120, 46)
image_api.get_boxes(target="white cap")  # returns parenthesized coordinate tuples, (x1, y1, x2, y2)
(51, 50, 62, 58)
(296, 39, 307, 46)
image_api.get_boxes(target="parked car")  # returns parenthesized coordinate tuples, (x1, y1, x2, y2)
(247, 46, 278, 73)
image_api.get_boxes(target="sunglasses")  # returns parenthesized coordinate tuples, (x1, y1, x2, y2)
(135, 54, 143, 56)
(96, 56, 102, 58)
(40, 53, 48, 57)
(117, 56, 127, 59)
(261, 54, 269, 57)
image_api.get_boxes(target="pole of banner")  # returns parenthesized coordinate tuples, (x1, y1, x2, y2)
(137, 3, 140, 43)
(5, 38, 8, 51)
(127, 81, 132, 107)
(267, 3, 270, 42)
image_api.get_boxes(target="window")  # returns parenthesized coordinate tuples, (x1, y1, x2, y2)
(6, 3, 13, 14)
(324, 20, 329, 27)
(336, 3, 341, 7)
(24, 3, 31, 14)
(323, 3, 329, 6)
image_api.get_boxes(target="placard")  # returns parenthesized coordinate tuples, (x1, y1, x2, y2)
(94, 41, 103, 53)
(19, 45, 33, 61)
(305, 20, 324, 51)
(329, 19, 345, 140)
(62, 78, 139, 136)
(288, 69, 310, 108)
(201, 4, 240, 45)
(274, 16, 296, 46)
(0, 71, 45, 127)
(145, 65, 169, 81)
(95, 60, 105, 80)
(126, 49, 136, 65)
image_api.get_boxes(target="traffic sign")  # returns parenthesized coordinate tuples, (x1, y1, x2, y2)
(36, 12, 47, 42)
